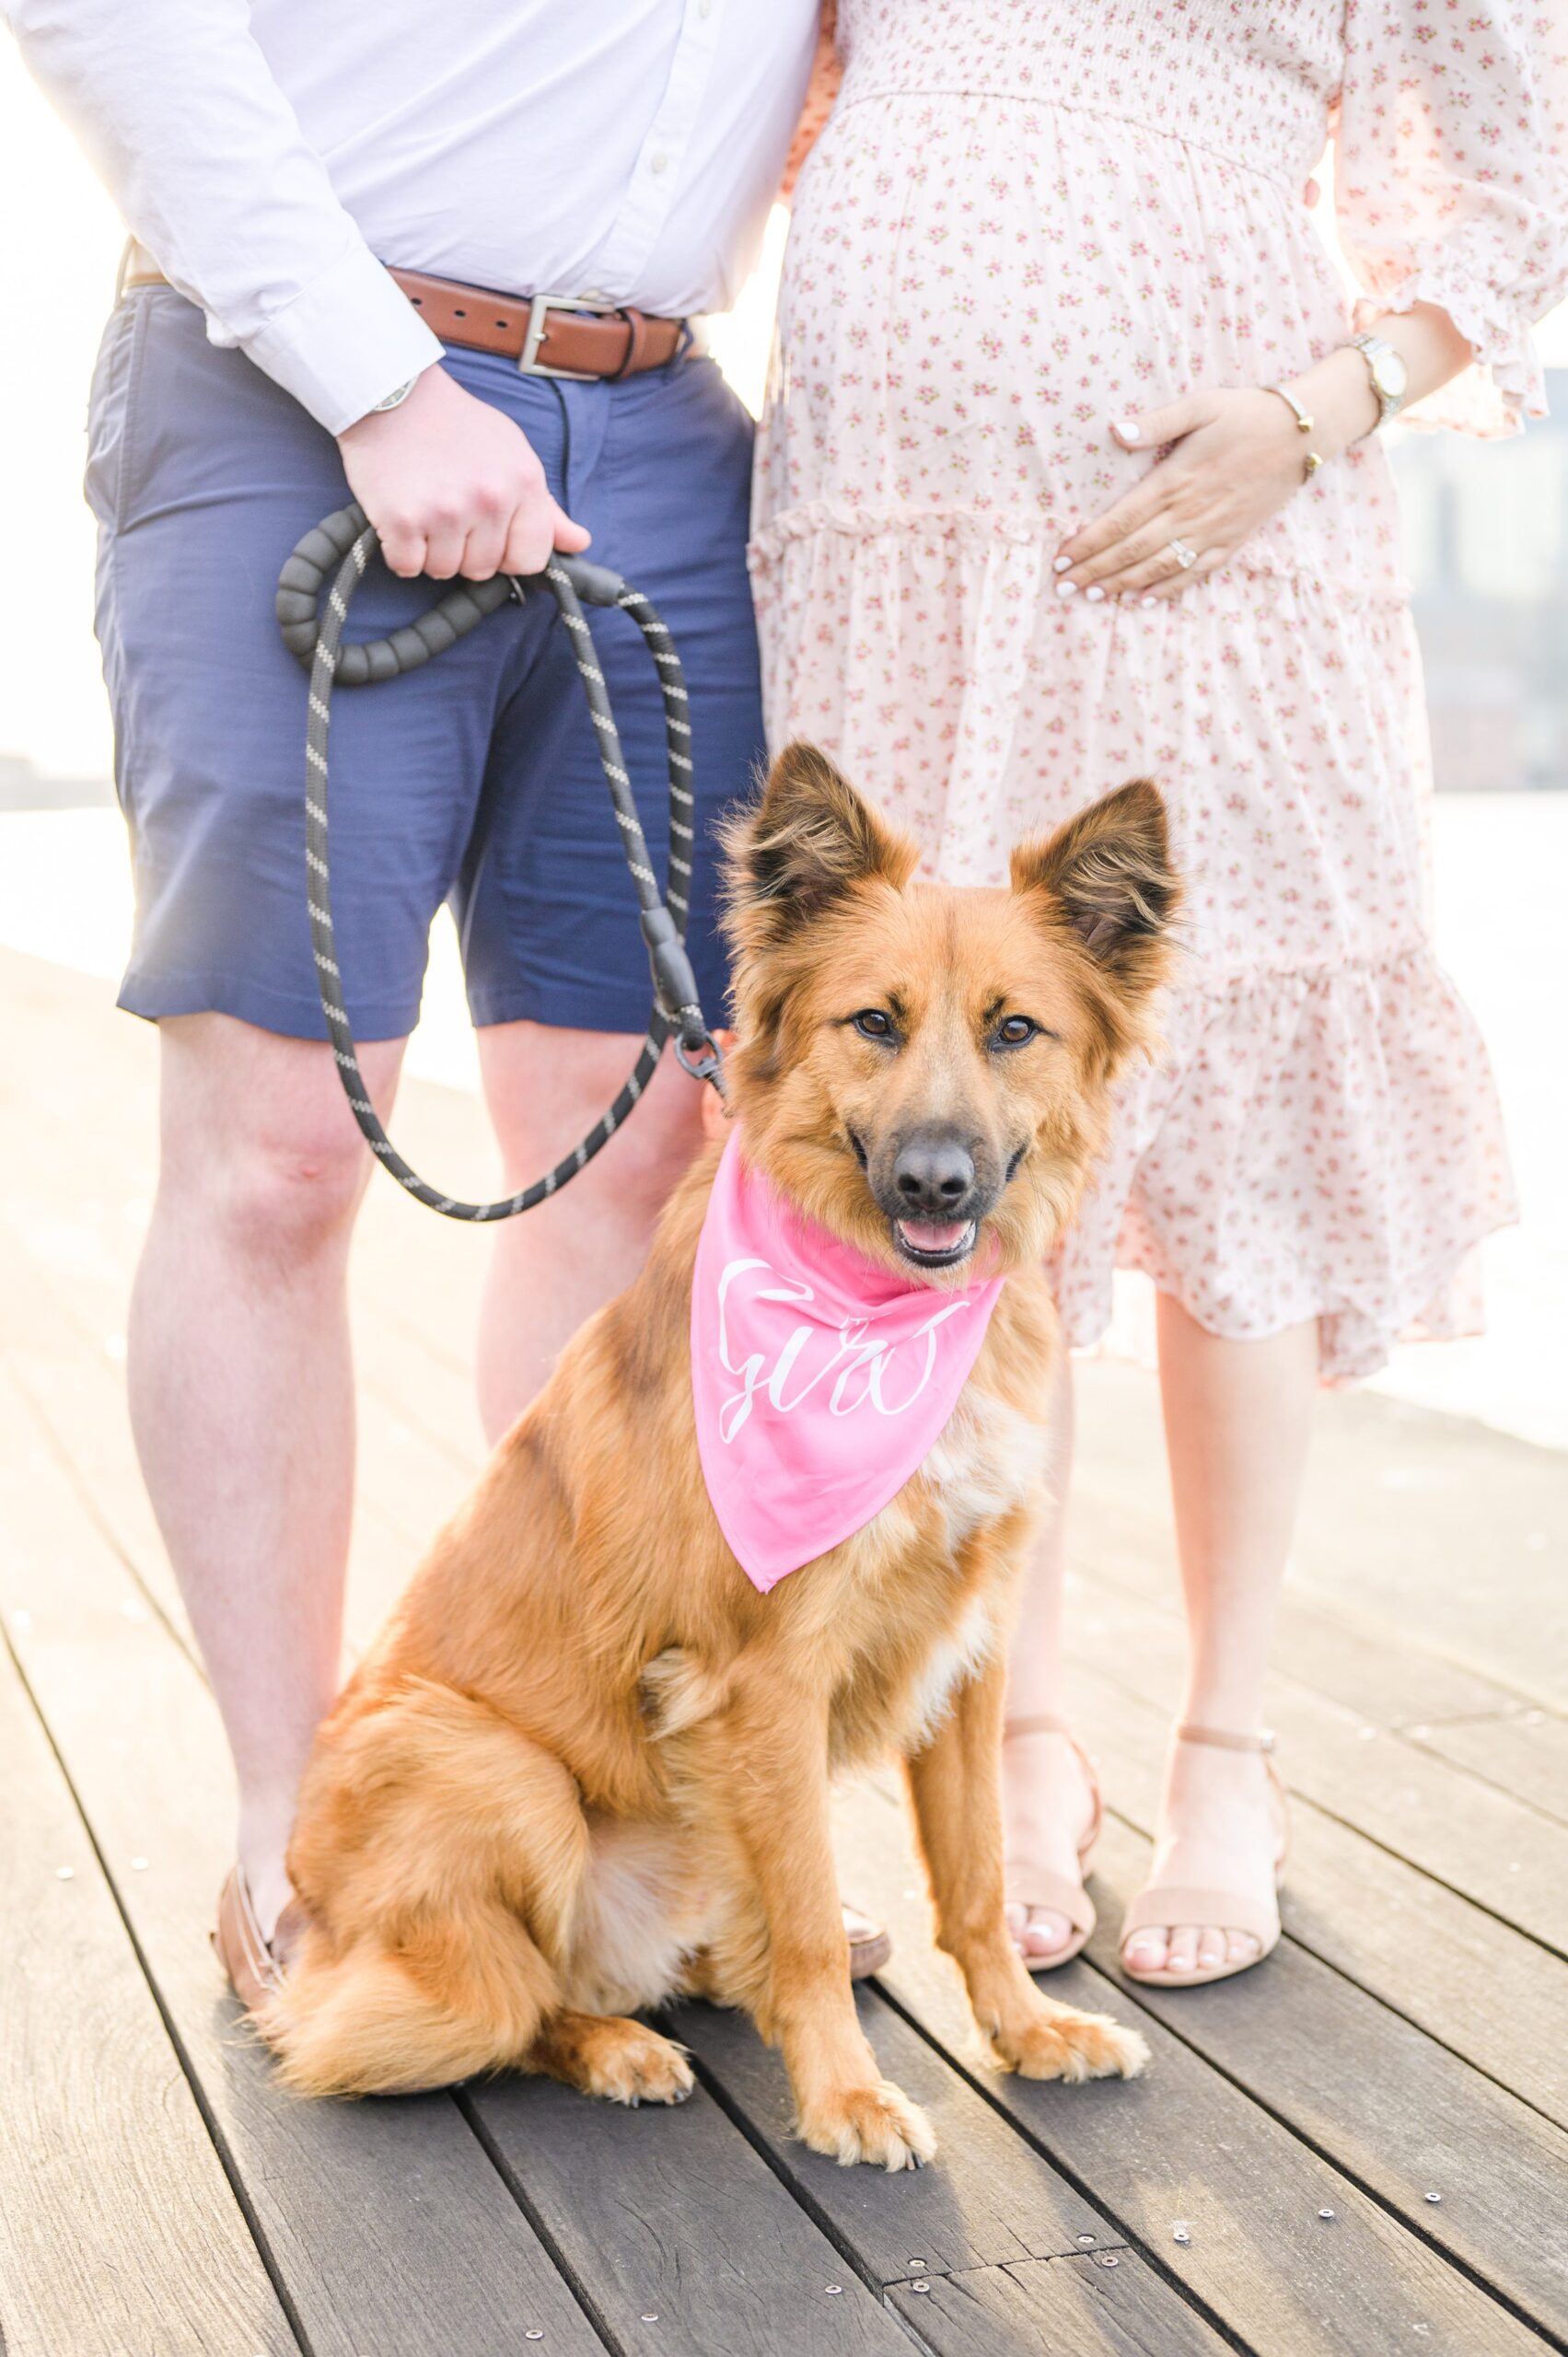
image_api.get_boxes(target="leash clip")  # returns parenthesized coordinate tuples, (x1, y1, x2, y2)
(674, 1028, 726, 1097)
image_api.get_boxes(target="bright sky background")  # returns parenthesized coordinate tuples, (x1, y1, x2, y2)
(1, 39, 1562, 1447)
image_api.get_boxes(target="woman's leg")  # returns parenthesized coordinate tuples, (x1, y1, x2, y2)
(1003, 1350, 1099, 1962)
(1123, 1296, 1318, 1977)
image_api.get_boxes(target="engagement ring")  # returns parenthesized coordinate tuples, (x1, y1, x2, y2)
(1168, 538, 1198, 571)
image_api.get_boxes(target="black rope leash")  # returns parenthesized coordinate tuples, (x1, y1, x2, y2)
(277, 502, 724, 1222)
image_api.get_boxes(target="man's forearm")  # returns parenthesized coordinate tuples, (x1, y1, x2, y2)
(6, 0, 438, 430)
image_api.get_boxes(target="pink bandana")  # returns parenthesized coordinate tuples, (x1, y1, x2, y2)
(691, 1133, 1005, 1591)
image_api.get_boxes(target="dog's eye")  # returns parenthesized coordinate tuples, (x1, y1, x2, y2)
(852, 1009, 895, 1041)
(993, 1016, 1040, 1049)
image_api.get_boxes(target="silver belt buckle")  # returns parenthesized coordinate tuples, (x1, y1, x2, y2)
(519, 293, 601, 380)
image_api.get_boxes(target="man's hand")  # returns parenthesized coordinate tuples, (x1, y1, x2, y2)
(338, 364, 591, 582)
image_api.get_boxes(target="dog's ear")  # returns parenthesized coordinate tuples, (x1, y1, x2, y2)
(724, 742, 917, 942)
(1011, 779, 1179, 1000)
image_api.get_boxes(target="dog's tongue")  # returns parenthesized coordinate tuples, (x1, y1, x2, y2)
(898, 1217, 970, 1254)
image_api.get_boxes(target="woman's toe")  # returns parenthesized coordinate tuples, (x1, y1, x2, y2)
(1167, 1925, 1202, 1975)
(1196, 1925, 1227, 1971)
(1022, 1907, 1074, 1959)
(1226, 1929, 1261, 1967)
(1005, 1900, 1029, 1955)
(1122, 1927, 1169, 1974)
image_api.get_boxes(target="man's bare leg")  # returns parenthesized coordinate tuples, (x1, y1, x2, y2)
(473, 1020, 708, 1441)
(127, 1013, 406, 1941)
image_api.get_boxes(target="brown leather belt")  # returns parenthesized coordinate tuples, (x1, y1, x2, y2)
(121, 248, 687, 381)
(387, 269, 687, 378)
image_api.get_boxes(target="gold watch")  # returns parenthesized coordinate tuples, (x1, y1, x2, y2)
(1351, 333, 1410, 428)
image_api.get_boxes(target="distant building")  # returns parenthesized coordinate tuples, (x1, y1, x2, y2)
(1391, 368, 1568, 791)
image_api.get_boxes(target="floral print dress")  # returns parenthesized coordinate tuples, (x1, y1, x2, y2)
(751, 0, 1568, 1379)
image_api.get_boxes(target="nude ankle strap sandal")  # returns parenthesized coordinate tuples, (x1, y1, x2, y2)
(1119, 1724, 1289, 1990)
(1003, 1712, 1103, 1971)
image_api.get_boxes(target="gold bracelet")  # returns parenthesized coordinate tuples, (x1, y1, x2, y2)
(1264, 383, 1323, 477)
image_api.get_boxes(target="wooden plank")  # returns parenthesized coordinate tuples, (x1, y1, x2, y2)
(1061, 1654, 1568, 2131)
(1063, 1576, 1568, 1957)
(1296, 1387, 1568, 1713)
(0, 1204, 452, 1672)
(342, 1381, 474, 1565)
(0, 1220, 194, 1649)
(1078, 1811, 1568, 2342)
(833, 1782, 1551, 2357)
(0, 1217, 408, 1691)
(885, 2257, 1231, 2357)
(0, 1363, 603, 2357)
(1409, 1712, 1568, 1827)
(677, 1991, 1249, 2355)
(0, 1637, 298, 2357)
(356, 1309, 487, 1480)
(466, 2070, 912, 2357)
(0, 993, 482, 1660)
(676, 1986, 1121, 2276)
(1253, 1598, 1535, 1736)
(1071, 1357, 1568, 1713)
(1066, 1519, 1530, 1735)
(8, 944, 1564, 2352)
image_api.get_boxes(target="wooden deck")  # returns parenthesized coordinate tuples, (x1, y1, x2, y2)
(4, 942, 1566, 2357)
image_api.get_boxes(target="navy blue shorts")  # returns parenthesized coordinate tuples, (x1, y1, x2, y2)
(87, 288, 764, 1039)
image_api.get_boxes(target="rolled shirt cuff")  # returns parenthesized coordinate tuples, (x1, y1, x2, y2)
(238, 239, 445, 435)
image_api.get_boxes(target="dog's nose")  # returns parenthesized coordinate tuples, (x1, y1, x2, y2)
(894, 1132, 976, 1214)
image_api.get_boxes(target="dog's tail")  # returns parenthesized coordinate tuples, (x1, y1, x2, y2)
(259, 1907, 558, 2097)
(260, 1680, 591, 2097)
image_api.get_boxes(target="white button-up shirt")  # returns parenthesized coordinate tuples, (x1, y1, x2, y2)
(7, 0, 819, 434)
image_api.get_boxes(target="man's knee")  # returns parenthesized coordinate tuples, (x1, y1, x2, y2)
(154, 1016, 402, 1260)
(218, 1124, 372, 1260)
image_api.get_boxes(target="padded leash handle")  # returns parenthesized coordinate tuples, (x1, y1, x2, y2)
(278, 505, 724, 1223)
(276, 501, 633, 680)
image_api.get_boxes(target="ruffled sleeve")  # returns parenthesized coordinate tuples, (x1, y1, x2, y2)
(1333, 0, 1568, 436)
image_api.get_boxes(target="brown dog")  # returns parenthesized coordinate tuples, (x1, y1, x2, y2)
(263, 745, 1179, 2169)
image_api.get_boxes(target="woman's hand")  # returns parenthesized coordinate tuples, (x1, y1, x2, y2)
(1053, 387, 1327, 605)
(1055, 308, 1474, 604)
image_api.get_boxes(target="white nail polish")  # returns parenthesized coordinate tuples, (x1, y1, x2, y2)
(1140, 594, 1157, 608)
(1116, 417, 1141, 442)
(1085, 585, 1106, 603)
(1055, 579, 1078, 598)
(1052, 554, 1073, 574)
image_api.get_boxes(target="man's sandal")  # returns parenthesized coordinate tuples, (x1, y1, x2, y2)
(843, 1900, 892, 1980)
(1003, 1712, 1103, 1970)
(213, 1864, 308, 2017)
(1119, 1724, 1289, 1989)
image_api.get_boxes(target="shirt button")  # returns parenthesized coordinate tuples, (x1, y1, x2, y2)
(699, 0, 713, 15)
(649, 150, 668, 175)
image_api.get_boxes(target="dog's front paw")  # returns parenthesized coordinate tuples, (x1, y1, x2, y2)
(596, 2024, 697, 2107)
(798, 2079, 937, 2172)
(993, 2000, 1149, 2084)
(538, 2014, 696, 2107)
